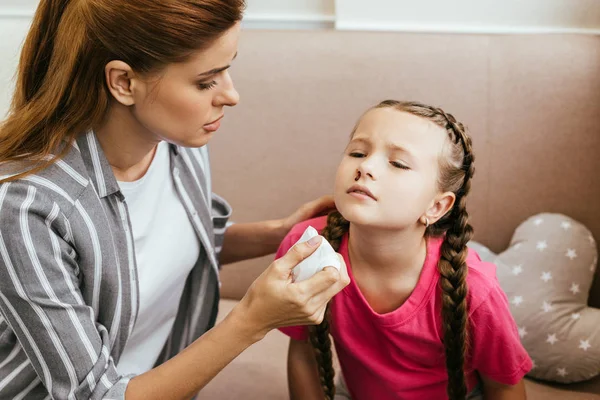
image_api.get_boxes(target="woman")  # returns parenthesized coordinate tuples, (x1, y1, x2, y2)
(0, 0, 349, 399)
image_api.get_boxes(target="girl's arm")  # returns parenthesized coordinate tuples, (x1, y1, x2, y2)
(288, 338, 327, 400)
(481, 374, 527, 400)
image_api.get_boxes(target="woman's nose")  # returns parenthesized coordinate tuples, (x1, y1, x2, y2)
(214, 71, 239, 107)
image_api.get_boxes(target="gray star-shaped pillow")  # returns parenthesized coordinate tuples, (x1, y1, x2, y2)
(469, 213, 599, 383)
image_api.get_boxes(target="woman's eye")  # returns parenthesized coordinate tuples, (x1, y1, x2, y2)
(390, 161, 410, 170)
(198, 80, 217, 90)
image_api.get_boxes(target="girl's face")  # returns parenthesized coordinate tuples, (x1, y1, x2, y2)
(127, 23, 241, 148)
(334, 107, 451, 230)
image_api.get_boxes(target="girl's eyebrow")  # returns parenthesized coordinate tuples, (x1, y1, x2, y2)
(350, 136, 416, 160)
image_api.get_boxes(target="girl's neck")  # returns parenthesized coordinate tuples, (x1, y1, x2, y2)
(95, 103, 160, 182)
(347, 223, 427, 277)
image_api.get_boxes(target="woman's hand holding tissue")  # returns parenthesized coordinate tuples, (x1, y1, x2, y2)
(229, 235, 350, 342)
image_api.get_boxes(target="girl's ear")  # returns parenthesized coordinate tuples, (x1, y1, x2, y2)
(423, 192, 456, 225)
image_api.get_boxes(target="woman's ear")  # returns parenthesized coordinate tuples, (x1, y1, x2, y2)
(105, 60, 137, 106)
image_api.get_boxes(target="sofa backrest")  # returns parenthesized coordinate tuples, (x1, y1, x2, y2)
(210, 30, 600, 307)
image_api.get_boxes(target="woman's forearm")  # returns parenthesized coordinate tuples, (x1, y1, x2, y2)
(125, 308, 262, 400)
(219, 220, 287, 265)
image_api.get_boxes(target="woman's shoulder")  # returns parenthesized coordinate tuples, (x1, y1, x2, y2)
(0, 144, 91, 215)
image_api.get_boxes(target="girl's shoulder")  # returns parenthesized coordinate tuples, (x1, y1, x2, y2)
(288, 216, 329, 241)
(276, 216, 329, 257)
(428, 237, 504, 312)
(465, 247, 506, 312)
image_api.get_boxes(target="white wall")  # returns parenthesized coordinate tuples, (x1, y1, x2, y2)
(245, 0, 334, 20)
(0, 15, 31, 118)
(335, 0, 600, 34)
(243, 0, 335, 29)
(1, 0, 37, 13)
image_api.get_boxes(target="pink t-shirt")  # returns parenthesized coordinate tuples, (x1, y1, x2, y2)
(279, 217, 532, 400)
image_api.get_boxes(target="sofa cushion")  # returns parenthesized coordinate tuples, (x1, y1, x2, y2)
(471, 213, 600, 384)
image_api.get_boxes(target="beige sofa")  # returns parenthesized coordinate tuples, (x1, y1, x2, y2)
(198, 30, 600, 399)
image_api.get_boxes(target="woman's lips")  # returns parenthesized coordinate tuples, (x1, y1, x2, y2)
(204, 115, 224, 132)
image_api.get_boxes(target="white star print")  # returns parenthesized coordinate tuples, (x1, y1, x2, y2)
(534, 218, 544, 226)
(566, 249, 578, 260)
(561, 221, 572, 230)
(579, 340, 591, 351)
(570, 283, 581, 295)
(571, 313, 581, 320)
(536, 241, 548, 251)
(542, 301, 554, 313)
(557, 367, 568, 377)
(518, 327, 528, 339)
(547, 334, 558, 345)
(511, 296, 524, 306)
(541, 272, 552, 282)
(512, 265, 523, 276)
(513, 243, 522, 250)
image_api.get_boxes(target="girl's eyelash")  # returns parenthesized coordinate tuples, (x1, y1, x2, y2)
(198, 80, 217, 90)
(391, 161, 410, 170)
(349, 152, 365, 158)
(349, 153, 409, 170)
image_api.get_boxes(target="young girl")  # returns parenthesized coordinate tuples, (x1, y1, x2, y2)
(277, 100, 532, 400)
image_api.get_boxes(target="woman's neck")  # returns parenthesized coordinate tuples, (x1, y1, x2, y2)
(347, 223, 427, 278)
(95, 104, 160, 182)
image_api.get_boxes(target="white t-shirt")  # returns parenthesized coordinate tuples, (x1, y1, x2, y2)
(117, 141, 200, 375)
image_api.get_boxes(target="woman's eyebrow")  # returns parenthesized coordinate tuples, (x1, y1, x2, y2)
(197, 52, 238, 77)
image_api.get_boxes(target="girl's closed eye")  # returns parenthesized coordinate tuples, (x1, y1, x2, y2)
(390, 161, 410, 170)
(197, 80, 217, 90)
(349, 152, 366, 158)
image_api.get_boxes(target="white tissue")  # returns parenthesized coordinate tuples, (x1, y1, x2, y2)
(290, 226, 341, 282)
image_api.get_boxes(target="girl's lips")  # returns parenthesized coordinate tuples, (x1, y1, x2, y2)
(347, 184, 377, 201)
(348, 191, 376, 201)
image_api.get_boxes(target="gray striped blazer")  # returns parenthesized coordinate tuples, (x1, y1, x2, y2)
(0, 131, 231, 399)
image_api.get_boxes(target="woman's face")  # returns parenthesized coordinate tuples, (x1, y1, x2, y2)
(129, 23, 241, 148)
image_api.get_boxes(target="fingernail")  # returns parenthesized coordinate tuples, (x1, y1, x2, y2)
(308, 236, 321, 247)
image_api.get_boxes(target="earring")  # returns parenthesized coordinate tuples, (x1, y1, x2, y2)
(355, 170, 361, 181)
(424, 217, 429, 228)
